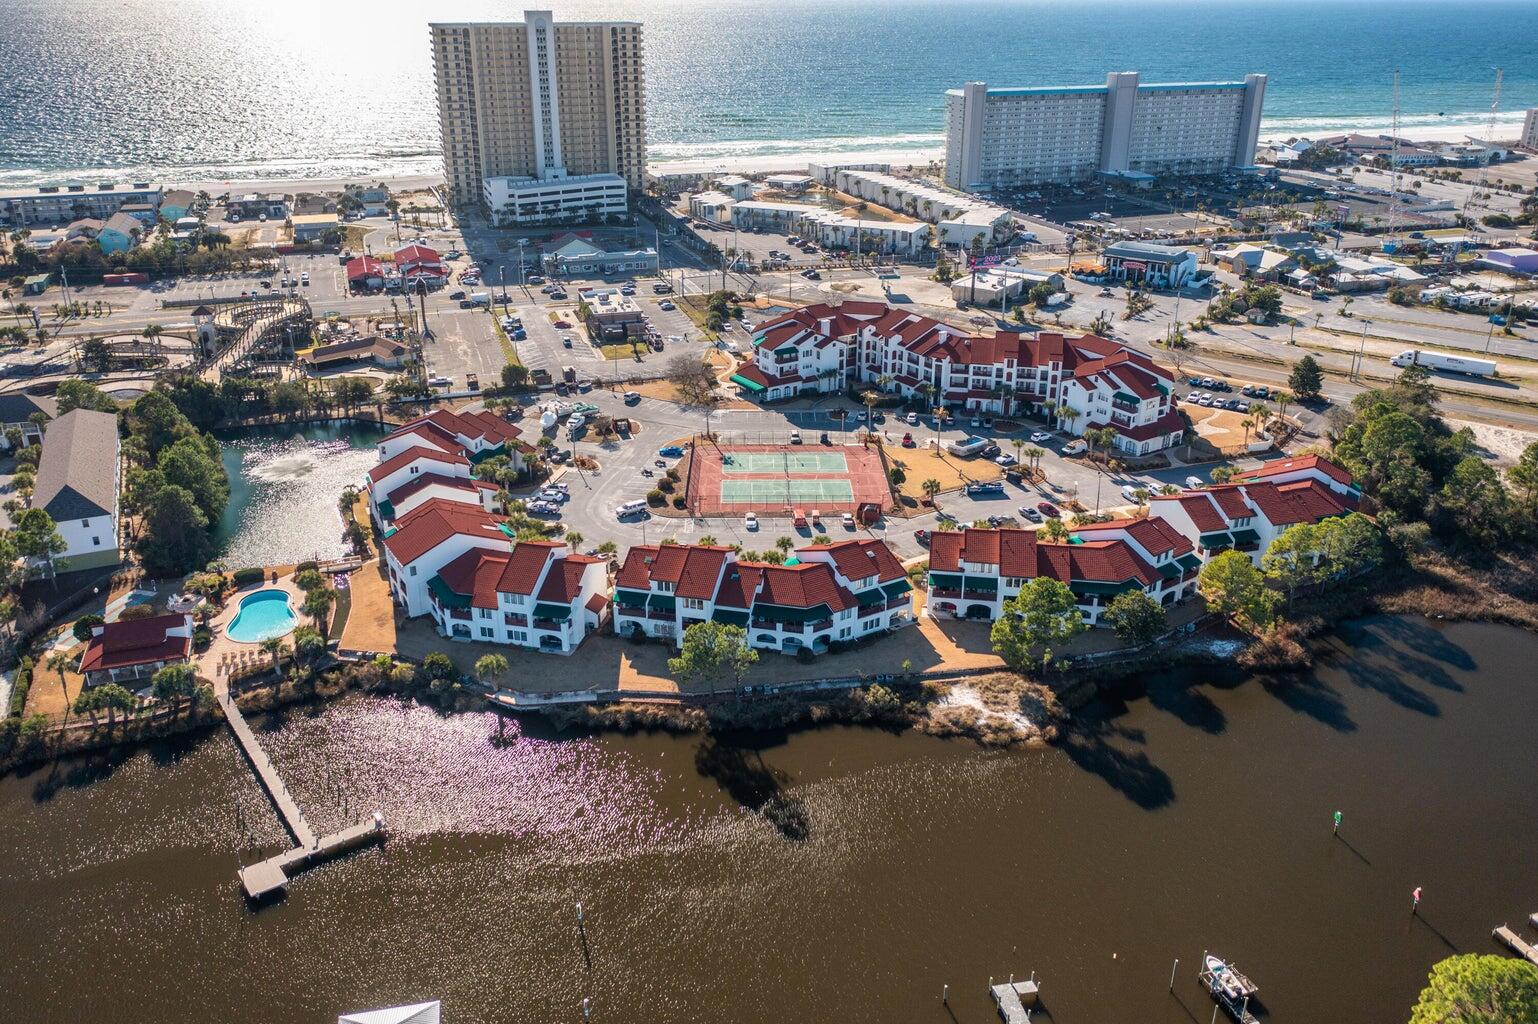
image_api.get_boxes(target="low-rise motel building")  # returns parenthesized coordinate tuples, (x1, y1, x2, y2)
(612, 539, 913, 655)
(928, 454, 1358, 625)
(732, 300, 1185, 456)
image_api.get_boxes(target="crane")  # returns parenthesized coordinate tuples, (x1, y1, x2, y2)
(1386, 70, 1403, 240)
(1463, 67, 1503, 224)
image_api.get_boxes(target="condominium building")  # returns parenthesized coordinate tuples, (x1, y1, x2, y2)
(429, 11, 646, 214)
(1522, 109, 1538, 152)
(0, 183, 162, 229)
(944, 72, 1267, 190)
(733, 300, 1185, 455)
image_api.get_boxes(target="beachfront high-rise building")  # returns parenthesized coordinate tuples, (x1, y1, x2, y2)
(944, 72, 1267, 190)
(1521, 108, 1538, 152)
(429, 11, 646, 222)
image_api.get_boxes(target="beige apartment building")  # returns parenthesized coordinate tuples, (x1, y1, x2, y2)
(429, 11, 646, 218)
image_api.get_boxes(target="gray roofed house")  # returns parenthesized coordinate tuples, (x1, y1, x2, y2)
(0, 392, 58, 449)
(34, 409, 120, 522)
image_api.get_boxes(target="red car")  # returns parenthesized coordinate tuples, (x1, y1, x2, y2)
(552, 319, 572, 328)
(901, 432, 916, 448)
(913, 529, 930, 546)
(1036, 501, 1061, 518)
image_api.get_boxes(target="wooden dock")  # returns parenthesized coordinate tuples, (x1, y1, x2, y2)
(989, 977, 1039, 1024)
(217, 682, 385, 900)
(1494, 925, 1538, 967)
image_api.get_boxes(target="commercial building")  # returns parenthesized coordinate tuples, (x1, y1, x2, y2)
(613, 540, 913, 654)
(727, 200, 933, 255)
(429, 12, 646, 213)
(578, 287, 647, 340)
(737, 300, 1184, 455)
(291, 212, 340, 242)
(300, 335, 410, 372)
(950, 266, 1063, 305)
(32, 409, 121, 571)
(225, 193, 288, 220)
(1479, 247, 1538, 276)
(1094, 240, 1200, 289)
(483, 172, 630, 226)
(540, 234, 658, 276)
(0, 182, 162, 228)
(944, 72, 1267, 190)
(765, 173, 814, 194)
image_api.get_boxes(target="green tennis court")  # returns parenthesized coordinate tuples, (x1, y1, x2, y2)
(719, 451, 850, 474)
(720, 479, 856, 503)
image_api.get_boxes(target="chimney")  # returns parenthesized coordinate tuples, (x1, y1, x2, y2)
(819, 317, 831, 336)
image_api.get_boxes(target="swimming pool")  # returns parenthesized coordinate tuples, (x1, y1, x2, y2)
(226, 589, 299, 644)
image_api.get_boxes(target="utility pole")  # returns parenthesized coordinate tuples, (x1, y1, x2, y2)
(1386, 70, 1403, 241)
(1465, 68, 1504, 223)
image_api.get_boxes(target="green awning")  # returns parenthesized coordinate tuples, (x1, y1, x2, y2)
(730, 373, 766, 393)
(1157, 561, 1184, 580)
(712, 608, 750, 626)
(533, 602, 572, 621)
(1231, 528, 1261, 546)
(963, 576, 999, 593)
(468, 444, 507, 464)
(498, 522, 518, 538)
(783, 555, 801, 566)
(376, 499, 395, 521)
(647, 594, 677, 613)
(1072, 580, 1140, 597)
(1177, 553, 1202, 572)
(1113, 390, 1139, 404)
(614, 588, 648, 609)
(929, 572, 964, 588)
(855, 587, 886, 607)
(1199, 531, 1233, 551)
(427, 575, 471, 609)
(756, 603, 830, 624)
(881, 579, 912, 599)
(381, 526, 397, 539)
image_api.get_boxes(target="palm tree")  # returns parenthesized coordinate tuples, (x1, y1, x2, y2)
(1239, 416, 1256, 447)
(46, 652, 73, 714)
(474, 653, 509, 687)
(1055, 403, 1080, 434)
(260, 636, 286, 674)
(775, 536, 794, 553)
(1011, 438, 1025, 465)
(860, 389, 881, 432)
(1023, 445, 1046, 479)
(303, 586, 336, 632)
(1272, 390, 1291, 424)
(564, 530, 584, 550)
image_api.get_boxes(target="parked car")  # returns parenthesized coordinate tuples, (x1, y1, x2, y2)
(659, 445, 685, 458)
(905, 411, 919, 425)
(1120, 484, 1146, 504)
(980, 443, 1001, 458)
(789, 429, 803, 445)
(913, 529, 930, 546)
(901, 433, 916, 448)
(623, 391, 641, 405)
(658, 300, 676, 311)
(841, 512, 856, 528)
(995, 453, 1017, 467)
(1018, 506, 1043, 523)
(1036, 501, 1061, 518)
(1030, 431, 1052, 443)
(965, 481, 1006, 496)
(744, 511, 759, 531)
(1185, 475, 1204, 489)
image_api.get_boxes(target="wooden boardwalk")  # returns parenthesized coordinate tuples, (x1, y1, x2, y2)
(216, 679, 384, 900)
(1494, 925, 1538, 967)
(989, 977, 1039, 1024)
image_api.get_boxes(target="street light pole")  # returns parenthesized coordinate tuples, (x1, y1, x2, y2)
(1354, 318, 1369, 379)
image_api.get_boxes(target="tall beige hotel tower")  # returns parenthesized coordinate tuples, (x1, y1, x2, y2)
(429, 11, 646, 225)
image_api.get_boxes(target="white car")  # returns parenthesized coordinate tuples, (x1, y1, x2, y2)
(1121, 484, 1146, 504)
(567, 414, 585, 431)
(905, 411, 918, 425)
(1185, 475, 1204, 489)
(995, 454, 1017, 467)
(744, 511, 759, 531)
(658, 300, 675, 310)
(841, 512, 856, 528)
(1030, 431, 1052, 443)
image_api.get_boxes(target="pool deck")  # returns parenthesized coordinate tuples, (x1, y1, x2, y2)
(201, 573, 309, 675)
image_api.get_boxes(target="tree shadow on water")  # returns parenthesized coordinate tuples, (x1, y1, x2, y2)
(694, 736, 809, 841)
(29, 745, 136, 803)
(1260, 672, 1357, 732)
(1057, 708, 1175, 811)
(1144, 677, 1227, 735)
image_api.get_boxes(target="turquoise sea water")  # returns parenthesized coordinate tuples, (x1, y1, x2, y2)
(1, 0, 1534, 184)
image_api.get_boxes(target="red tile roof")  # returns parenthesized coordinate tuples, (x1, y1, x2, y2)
(393, 243, 440, 265)
(345, 255, 384, 280)
(435, 548, 512, 610)
(367, 445, 469, 485)
(537, 554, 602, 604)
(1084, 409, 1185, 443)
(929, 527, 1158, 587)
(1208, 486, 1256, 521)
(1072, 516, 1194, 558)
(380, 498, 505, 566)
(616, 544, 731, 599)
(1152, 492, 1228, 533)
(927, 528, 1038, 577)
(78, 614, 192, 673)
(1234, 454, 1353, 489)
(1038, 539, 1161, 587)
(751, 561, 854, 612)
(796, 539, 905, 583)
(500, 541, 561, 596)
(1243, 479, 1348, 526)
(384, 472, 483, 511)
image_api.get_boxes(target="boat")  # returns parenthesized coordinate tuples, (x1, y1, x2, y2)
(1200, 955, 1260, 1023)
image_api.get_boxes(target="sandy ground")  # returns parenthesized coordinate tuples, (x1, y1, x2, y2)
(1452, 418, 1538, 468)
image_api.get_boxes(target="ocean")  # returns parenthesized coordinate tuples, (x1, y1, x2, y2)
(1, 0, 1534, 186)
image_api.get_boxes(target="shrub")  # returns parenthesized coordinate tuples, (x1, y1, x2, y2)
(796, 647, 816, 664)
(73, 614, 105, 643)
(665, 468, 680, 482)
(7, 657, 33, 717)
(672, 495, 687, 509)
(656, 477, 675, 494)
(295, 559, 319, 575)
(232, 567, 265, 587)
(646, 489, 665, 506)
(192, 625, 213, 651)
(118, 604, 155, 621)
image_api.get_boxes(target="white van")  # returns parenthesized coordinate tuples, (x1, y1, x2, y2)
(615, 500, 648, 520)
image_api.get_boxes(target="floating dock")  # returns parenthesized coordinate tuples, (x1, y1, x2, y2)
(989, 977, 1039, 1024)
(1494, 925, 1538, 967)
(218, 682, 384, 900)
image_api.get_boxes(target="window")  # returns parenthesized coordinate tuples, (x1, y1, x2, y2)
(513, 630, 527, 642)
(409, 566, 417, 576)
(81, 518, 91, 527)
(92, 537, 101, 546)
(480, 627, 494, 639)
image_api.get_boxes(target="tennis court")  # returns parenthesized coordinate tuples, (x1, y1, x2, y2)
(720, 478, 856, 504)
(685, 442, 895, 516)
(721, 451, 850, 475)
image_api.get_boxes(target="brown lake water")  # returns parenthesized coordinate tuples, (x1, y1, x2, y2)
(1, 615, 1535, 1023)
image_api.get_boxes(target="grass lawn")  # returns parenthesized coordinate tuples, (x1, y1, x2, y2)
(25, 656, 86, 721)
(595, 339, 647, 361)
(491, 317, 524, 367)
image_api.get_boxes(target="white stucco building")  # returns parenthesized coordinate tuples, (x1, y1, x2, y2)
(944, 72, 1267, 190)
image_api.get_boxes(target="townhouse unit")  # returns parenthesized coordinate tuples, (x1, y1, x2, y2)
(1147, 455, 1358, 565)
(734, 301, 1183, 455)
(0, 182, 162, 228)
(612, 539, 913, 656)
(376, 409, 528, 472)
(33, 409, 121, 571)
(366, 447, 499, 526)
(926, 526, 1195, 625)
(423, 539, 608, 654)
(381, 499, 515, 618)
(824, 167, 1013, 247)
(78, 613, 194, 689)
